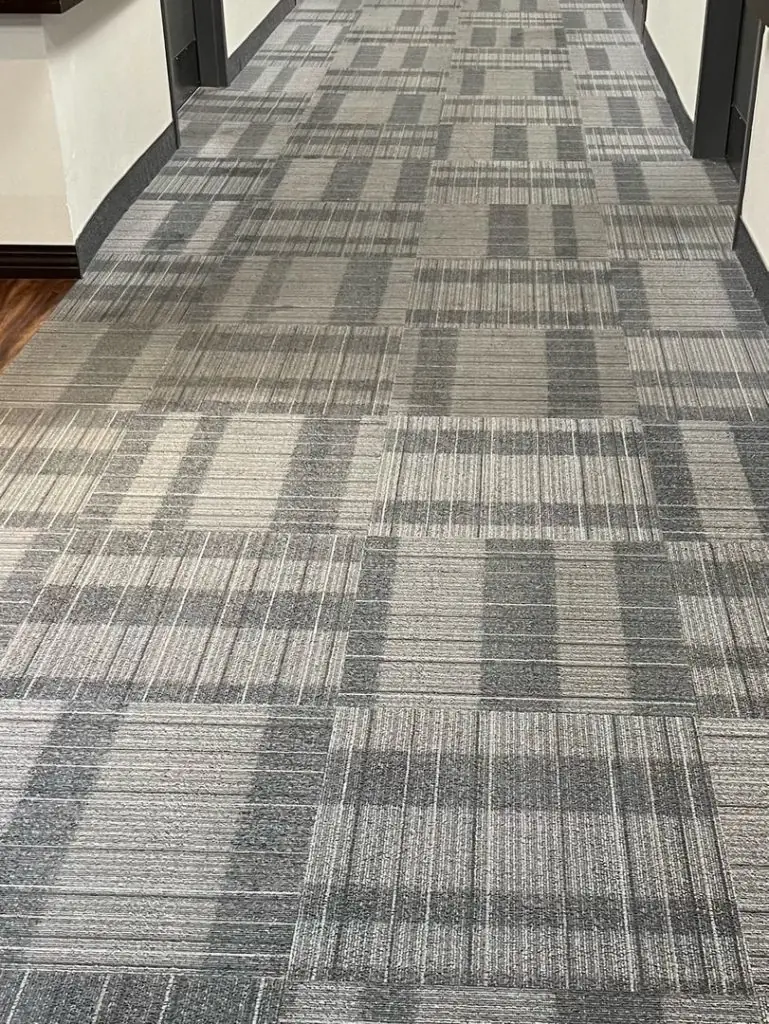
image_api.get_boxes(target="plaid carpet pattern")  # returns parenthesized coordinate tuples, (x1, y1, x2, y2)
(2, 0, 769, 1016)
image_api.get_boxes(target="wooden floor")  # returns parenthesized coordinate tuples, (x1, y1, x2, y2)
(0, 279, 72, 372)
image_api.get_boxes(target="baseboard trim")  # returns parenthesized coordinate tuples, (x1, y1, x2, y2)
(0, 246, 80, 280)
(0, 124, 177, 280)
(642, 30, 694, 150)
(226, 0, 297, 83)
(76, 123, 178, 271)
(735, 221, 769, 323)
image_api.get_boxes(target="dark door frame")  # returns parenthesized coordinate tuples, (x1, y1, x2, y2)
(193, 0, 229, 86)
(160, 0, 228, 119)
(691, 0, 745, 158)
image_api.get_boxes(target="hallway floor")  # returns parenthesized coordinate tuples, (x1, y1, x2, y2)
(0, 0, 768, 1018)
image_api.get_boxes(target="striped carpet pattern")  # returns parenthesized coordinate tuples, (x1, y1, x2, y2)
(1, 0, 769, 1016)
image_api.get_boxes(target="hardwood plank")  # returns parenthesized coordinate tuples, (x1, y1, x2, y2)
(0, 279, 72, 372)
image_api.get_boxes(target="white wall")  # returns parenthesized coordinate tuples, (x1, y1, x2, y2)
(645, 0, 708, 119)
(223, 0, 278, 56)
(743, 34, 769, 268)
(43, 0, 173, 238)
(0, 17, 73, 245)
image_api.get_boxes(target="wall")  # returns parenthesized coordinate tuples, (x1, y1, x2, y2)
(0, 17, 73, 245)
(742, 34, 769, 268)
(43, 0, 173, 238)
(645, 0, 708, 119)
(223, 0, 278, 55)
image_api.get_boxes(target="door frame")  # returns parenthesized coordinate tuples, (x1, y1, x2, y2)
(160, 0, 229, 115)
(691, 0, 748, 158)
(193, 0, 229, 87)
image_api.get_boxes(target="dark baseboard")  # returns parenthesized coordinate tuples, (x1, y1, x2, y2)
(0, 123, 177, 280)
(226, 0, 297, 83)
(76, 122, 177, 270)
(0, 246, 80, 280)
(642, 30, 694, 150)
(736, 221, 769, 323)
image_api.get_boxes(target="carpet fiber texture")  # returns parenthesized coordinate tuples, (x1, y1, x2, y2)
(1, 0, 769, 1018)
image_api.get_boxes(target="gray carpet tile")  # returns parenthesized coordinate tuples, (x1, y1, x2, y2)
(145, 324, 401, 415)
(0, 533, 65, 654)
(99, 200, 246, 256)
(646, 424, 769, 540)
(341, 538, 691, 709)
(81, 415, 385, 531)
(328, 43, 453, 73)
(225, 61, 330, 94)
(391, 328, 637, 414)
(228, 202, 425, 258)
(439, 96, 580, 121)
(0, 532, 362, 703)
(256, 156, 432, 203)
(177, 120, 294, 159)
(454, 23, 566, 47)
(0, 703, 329, 968)
(371, 417, 658, 539)
(280, 986, 764, 1024)
(289, 708, 747, 989)
(443, 67, 578, 95)
(284, 123, 439, 158)
(0, 971, 283, 1024)
(407, 259, 620, 328)
(417, 203, 608, 257)
(668, 542, 769, 718)
(574, 70, 665, 94)
(578, 94, 676, 128)
(627, 329, 769, 422)
(605, 204, 735, 260)
(142, 157, 278, 201)
(351, 7, 458, 29)
(182, 91, 312, 123)
(700, 720, 769, 990)
(303, 90, 444, 124)
(612, 260, 767, 331)
(435, 123, 587, 159)
(584, 127, 690, 161)
(426, 160, 598, 203)
(0, 323, 180, 408)
(0, 408, 126, 530)
(56, 254, 415, 327)
(594, 160, 738, 205)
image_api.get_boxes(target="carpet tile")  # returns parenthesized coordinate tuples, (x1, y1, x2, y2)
(417, 204, 609, 258)
(145, 324, 401, 416)
(627, 330, 769, 422)
(407, 259, 620, 328)
(700, 720, 769, 990)
(0, 323, 180, 409)
(341, 538, 691, 709)
(280, 986, 763, 1024)
(2, 0, 769, 1006)
(668, 542, 769, 718)
(646, 424, 769, 540)
(290, 708, 748, 989)
(0, 971, 283, 1024)
(82, 414, 385, 531)
(257, 156, 433, 203)
(371, 416, 658, 539)
(426, 160, 597, 203)
(0, 408, 126, 530)
(0, 531, 362, 703)
(391, 328, 637, 415)
(0, 703, 330, 968)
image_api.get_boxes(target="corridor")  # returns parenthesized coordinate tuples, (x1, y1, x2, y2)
(0, 0, 767, 1017)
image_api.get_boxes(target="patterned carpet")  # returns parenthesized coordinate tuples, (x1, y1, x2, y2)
(1, 0, 769, 1018)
